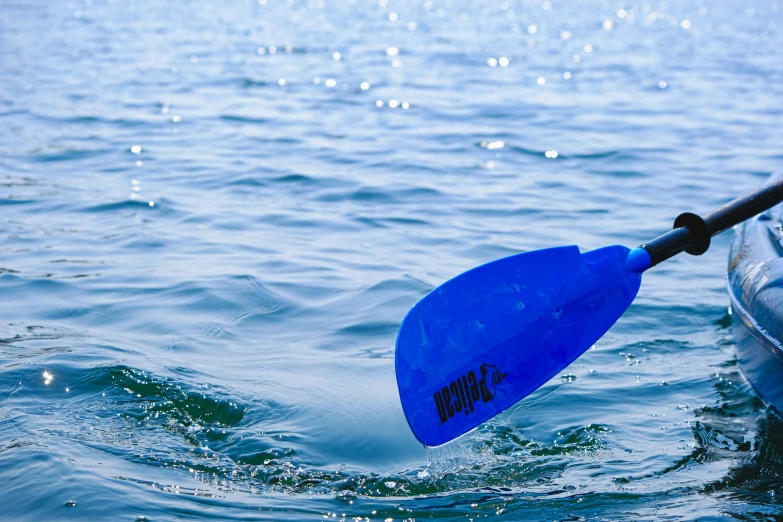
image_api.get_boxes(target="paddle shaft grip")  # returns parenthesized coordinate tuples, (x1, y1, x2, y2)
(641, 178, 783, 267)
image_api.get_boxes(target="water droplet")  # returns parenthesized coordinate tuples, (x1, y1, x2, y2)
(537, 76, 546, 85)
(563, 71, 572, 79)
(680, 19, 691, 29)
(487, 57, 498, 67)
(386, 47, 399, 56)
(360, 82, 370, 90)
(278, 78, 286, 86)
(658, 80, 667, 89)
(528, 24, 538, 34)
(499, 56, 509, 67)
(388, 12, 398, 22)
(336, 490, 356, 502)
(325, 79, 337, 88)
(130, 145, 142, 154)
(332, 51, 341, 61)
(603, 20, 613, 30)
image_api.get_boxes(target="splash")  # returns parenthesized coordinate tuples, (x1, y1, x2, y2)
(423, 432, 496, 480)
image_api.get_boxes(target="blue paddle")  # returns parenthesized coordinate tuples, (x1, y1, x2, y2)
(396, 179, 783, 447)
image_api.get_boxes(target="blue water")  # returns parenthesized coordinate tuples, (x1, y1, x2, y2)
(2, 0, 782, 519)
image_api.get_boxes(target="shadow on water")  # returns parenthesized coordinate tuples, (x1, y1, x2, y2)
(707, 411, 783, 517)
(659, 359, 783, 519)
(700, 394, 783, 514)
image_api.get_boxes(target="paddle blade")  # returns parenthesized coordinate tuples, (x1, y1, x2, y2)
(395, 245, 642, 446)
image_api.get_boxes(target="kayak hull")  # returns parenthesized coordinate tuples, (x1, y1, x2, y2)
(729, 285, 783, 411)
(728, 181, 783, 413)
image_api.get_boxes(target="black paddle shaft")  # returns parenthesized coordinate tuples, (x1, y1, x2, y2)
(641, 178, 783, 267)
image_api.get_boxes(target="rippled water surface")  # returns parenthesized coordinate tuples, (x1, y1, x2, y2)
(2, 0, 783, 520)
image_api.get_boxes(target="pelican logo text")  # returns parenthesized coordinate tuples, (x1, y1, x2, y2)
(433, 364, 508, 424)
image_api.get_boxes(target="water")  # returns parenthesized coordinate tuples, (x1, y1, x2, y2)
(1, 0, 782, 519)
